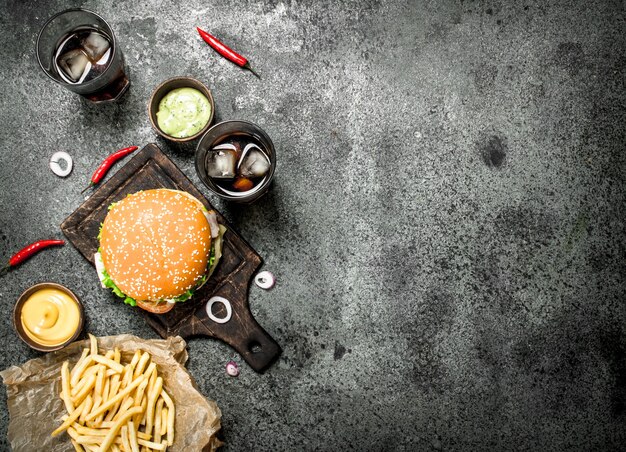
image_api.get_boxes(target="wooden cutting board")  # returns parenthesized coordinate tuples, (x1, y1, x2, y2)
(61, 143, 281, 372)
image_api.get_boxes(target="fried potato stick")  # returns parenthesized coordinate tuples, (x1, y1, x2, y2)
(137, 438, 166, 450)
(97, 406, 142, 452)
(89, 334, 98, 355)
(127, 420, 140, 452)
(160, 408, 167, 436)
(145, 377, 162, 436)
(71, 349, 90, 379)
(79, 395, 93, 424)
(55, 340, 176, 450)
(61, 361, 75, 413)
(160, 389, 175, 446)
(133, 352, 150, 379)
(121, 425, 131, 452)
(71, 356, 95, 387)
(92, 355, 125, 374)
(71, 374, 97, 406)
(71, 365, 100, 397)
(85, 376, 145, 421)
(52, 398, 88, 436)
(154, 398, 164, 444)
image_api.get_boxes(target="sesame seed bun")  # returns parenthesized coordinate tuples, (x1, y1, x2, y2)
(99, 189, 212, 314)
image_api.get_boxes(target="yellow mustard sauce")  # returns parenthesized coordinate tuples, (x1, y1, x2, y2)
(20, 288, 80, 347)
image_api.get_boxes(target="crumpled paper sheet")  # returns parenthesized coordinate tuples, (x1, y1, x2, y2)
(0, 334, 222, 452)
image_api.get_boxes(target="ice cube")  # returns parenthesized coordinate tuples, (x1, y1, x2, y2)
(81, 31, 111, 62)
(213, 142, 242, 159)
(206, 149, 237, 179)
(95, 47, 111, 66)
(81, 50, 111, 83)
(212, 143, 237, 151)
(57, 49, 91, 83)
(238, 146, 270, 178)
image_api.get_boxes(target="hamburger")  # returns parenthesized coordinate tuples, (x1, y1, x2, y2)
(94, 189, 225, 314)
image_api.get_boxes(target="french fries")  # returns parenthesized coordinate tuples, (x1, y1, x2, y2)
(53, 334, 176, 452)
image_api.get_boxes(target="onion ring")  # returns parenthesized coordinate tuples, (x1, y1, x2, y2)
(49, 151, 73, 178)
(225, 361, 239, 377)
(205, 296, 232, 324)
(255, 271, 275, 290)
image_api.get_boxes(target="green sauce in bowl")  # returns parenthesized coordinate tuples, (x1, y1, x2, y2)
(156, 87, 212, 138)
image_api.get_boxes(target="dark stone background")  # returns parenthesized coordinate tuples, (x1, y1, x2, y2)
(0, 0, 624, 450)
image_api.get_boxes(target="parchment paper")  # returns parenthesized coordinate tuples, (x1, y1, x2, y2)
(0, 334, 222, 452)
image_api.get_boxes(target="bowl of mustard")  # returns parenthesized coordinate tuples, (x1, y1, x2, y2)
(13, 282, 84, 352)
(148, 77, 215, 143)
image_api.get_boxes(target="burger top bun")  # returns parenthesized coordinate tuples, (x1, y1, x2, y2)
(100, 189, 212, 313)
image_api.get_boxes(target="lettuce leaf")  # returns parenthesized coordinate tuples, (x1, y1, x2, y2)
(102, 269, 136, 306)
(170, 289, 194, 303)
(208, 245, 216, 269)
(124, 297, 137, 306)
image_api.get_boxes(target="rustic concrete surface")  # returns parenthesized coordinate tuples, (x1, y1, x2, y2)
(0, 0, 625, 450)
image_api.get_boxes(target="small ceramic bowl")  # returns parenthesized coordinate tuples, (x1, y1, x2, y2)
(13, 282, 84, 352)
(148, 77, 215, 143)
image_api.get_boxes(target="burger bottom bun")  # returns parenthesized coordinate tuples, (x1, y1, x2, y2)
(136, 299, 176, 314)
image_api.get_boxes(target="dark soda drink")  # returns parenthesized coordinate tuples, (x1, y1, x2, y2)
(54, 28, 112, 84)
(196, 120, 276, 203)
(205, 134, 272, 198)
(37, 9, 129, 102)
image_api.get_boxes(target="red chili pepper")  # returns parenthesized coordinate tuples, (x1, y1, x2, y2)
(81, 146, 138, 193)
(196, 27, 260, 79)
(0, 239, 65, 276)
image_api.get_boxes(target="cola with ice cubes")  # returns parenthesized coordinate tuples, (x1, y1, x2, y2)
(38, 9, 130, 102)
(54, 28, 113, 84)
(204, 135, 272, 197)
